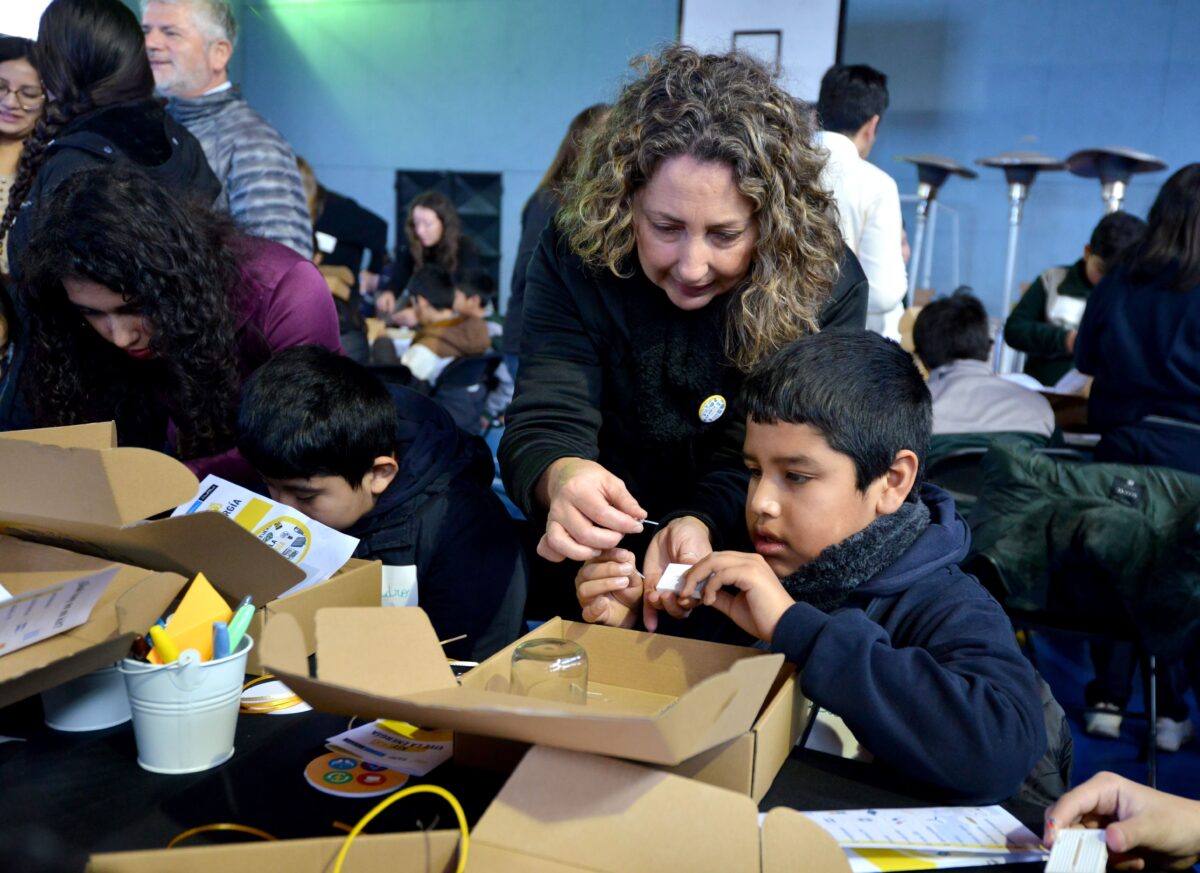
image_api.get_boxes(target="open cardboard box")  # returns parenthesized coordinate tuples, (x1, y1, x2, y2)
(262, 607, 785, 767)
(0, 424, 308, 702)
(455, 658, 805, 801)
(88, 745, 851, 873)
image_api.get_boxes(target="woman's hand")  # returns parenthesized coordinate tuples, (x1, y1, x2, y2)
(575, 548, 641, 628)
(641, 516, 712, 631)
(536, 458, 647, 562)
(375, 289, 396, 316)
(1044, 771, 1200, 870)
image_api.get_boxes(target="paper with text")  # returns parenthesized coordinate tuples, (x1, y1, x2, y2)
(802, 806, 1044, 853)
(0, 567, 117, 657)
(326, 719, 452, 775)
(381, 565, 419, 608)
(171, 475, 359, 597)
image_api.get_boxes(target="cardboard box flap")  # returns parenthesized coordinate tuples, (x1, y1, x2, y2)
(0, 421, 117, 450)
(761, 807, 851, 873)
(5, 512, 303, 604)
(474, 746, 761, 873)
(0, 439, 198, 526)
(263, 609, 780, 766)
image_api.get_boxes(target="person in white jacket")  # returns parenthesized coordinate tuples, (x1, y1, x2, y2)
(816, 65, 908, 340)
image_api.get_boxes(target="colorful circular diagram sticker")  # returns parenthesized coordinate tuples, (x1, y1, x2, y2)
(304, 752, 409, 798)
(697, 394, 727, 424)
(254, 517, 312, 564)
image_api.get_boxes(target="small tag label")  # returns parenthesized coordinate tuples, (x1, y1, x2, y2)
(1108, 476, 1142, 508)
(382, 565, 419, 607)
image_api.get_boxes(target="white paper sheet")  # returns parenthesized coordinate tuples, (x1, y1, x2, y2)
(0, 567, 117, 657)
(655, 562, 705, 596)
(171, 475, 359, 597)
(381, 565, 419, 607)
(326, 719, 452, 776)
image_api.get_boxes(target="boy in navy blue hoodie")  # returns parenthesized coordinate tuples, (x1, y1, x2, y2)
(237, 346, 524, 661)
(576, 331, 1047, 803)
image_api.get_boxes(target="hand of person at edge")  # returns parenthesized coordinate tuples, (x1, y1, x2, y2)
(536, 458, 647, 563)
(642, 516, 713, 632)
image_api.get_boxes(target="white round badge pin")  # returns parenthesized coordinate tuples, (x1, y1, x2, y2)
(698, 394, 726, 424)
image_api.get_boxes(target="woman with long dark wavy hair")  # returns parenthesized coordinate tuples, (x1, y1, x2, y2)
(0, 0, 218, 271)
(19, 166, 340, 480)
(498, 46, 867, 627)
(375, 190, 477, 317)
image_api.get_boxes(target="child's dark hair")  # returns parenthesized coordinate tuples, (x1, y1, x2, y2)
(1088, 211, 1147, 263)
(456, 267, 495, 306)
(409, 264, 455, 309)
(817, 64, 889, 135)
(238, 346, 396, 485)
(912, 289, 991, 370)
(742, 330, 931, 495)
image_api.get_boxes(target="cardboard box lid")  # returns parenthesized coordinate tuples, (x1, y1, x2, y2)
(469, 745, 851, 873)
(0, 429, 303, 603)
(0, 536, 187, 707)
(262, 607, 784, 766)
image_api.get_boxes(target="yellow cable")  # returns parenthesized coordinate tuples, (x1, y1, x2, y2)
(332, 784, 469, 873)
(167, 823, 277, 848)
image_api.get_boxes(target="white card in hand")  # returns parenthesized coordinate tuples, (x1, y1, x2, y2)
(1046, 828, 1107, 873)
(655, 563, 704, 596)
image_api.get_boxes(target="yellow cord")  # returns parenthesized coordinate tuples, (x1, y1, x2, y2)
(332, 784, 469, 873)
(167, 823, 277, 848)
(239, 673, 303, 713)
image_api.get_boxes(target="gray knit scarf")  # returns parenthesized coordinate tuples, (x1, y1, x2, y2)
(780, 498, 931, 612)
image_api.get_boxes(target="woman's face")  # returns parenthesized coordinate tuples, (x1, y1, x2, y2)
(63, 277, 155, 359)
(0, 57, 44, 141)
(412, 205, 444, 248)
(632, 155, 757, 311)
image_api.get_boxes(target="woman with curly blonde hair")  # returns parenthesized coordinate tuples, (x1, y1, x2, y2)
(500, 45, 867, 626)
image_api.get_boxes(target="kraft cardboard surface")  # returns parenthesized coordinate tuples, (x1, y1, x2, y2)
(262, 608, 784, 767)
(0, 536, 187, 707)
(88, 747, 851, 873)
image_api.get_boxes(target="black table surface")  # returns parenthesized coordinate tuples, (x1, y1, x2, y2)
(1, 693, 1045, 873)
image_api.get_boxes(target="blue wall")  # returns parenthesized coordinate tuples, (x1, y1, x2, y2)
(236, 0, 678, 304)
(839, 0, 1200, 314)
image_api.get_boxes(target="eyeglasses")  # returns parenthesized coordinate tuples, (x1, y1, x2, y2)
(0, 80, 46, 111)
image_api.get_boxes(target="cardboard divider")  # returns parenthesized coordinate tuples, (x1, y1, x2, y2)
(262, 608, 784, 767)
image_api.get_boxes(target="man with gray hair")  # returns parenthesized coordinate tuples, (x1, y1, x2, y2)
(142, 0, 312, 256)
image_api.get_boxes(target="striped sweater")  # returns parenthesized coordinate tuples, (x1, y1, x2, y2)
(168, 85, 313, 257)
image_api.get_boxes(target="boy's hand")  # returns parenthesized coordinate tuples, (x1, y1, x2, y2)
(642, 516, 712, 631)
(575, 548, 641, 628)
(677, 551, 794, 643)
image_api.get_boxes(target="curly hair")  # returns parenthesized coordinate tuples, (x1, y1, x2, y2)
(0, 0, 155, 247)
(405, 190, 471, 276)
(558, 45, 843, 370)
(19, 166, 243, 459)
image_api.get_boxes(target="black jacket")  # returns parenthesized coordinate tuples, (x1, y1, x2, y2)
(503, 188, 557, 356)
(346, 387, 524, 661)
(499, 225, 867, 543)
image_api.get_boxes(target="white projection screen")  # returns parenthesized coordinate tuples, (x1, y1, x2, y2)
(1, 1, 51, 39)
(680, 0, 844, 102)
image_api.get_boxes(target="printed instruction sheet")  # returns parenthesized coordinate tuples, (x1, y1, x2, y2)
(0, 567, 117, 657)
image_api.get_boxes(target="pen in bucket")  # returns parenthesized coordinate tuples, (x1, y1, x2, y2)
(227, 598, 255, 652)
(148, 625, 180, 664)
(212, 621, 230, 660)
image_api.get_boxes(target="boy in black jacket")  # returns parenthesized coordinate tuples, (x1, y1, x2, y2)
(577, 331, 1049, 803)
(238, 346, 524, 661)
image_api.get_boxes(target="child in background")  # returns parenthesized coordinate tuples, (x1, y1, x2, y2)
(237, 346, 525, 660)
(455, 267, 513, 426)
(1005, 212, 1147, 386)
(401, 264, 491, 384)
(576, 331, 1049, 804)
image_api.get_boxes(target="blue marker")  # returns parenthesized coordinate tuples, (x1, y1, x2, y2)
(212, 621, 230, 660)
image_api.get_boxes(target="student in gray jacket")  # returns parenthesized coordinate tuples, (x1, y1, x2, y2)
(142, 0, 313, 258)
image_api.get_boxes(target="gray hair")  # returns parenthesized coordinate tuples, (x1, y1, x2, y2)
(142, 0, 238, 49)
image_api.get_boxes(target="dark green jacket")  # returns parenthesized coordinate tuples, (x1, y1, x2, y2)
(967, 439, 1200, 659)
(1005, 260, 1093, 386)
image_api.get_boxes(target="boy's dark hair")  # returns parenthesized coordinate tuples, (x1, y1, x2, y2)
(238, 346, 397, 485)
(1088, 211, 1147, 263)
(409, 264, 455, 309)
(817, 64, 889, 135)
(912, 290, 992, 370)
(456, 267, 496, 306)
(742, 330, 931, 494)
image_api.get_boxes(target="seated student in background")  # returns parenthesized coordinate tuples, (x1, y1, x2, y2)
(454, 267, 512, 426)
(400, 264, 491, 385)
(238, 346, 525, 661)
(576, 331, 1048, 804)
(913, 290, 1055, 443)
(1005, 212, 1146, 387)
(18, 166, 340, 481)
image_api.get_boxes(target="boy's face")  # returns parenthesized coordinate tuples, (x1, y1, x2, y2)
(265, 472, 381, 531)
(453, 289, 485, 318)
(743, 420, 889, 577)
(1082, 246, 1107, 286)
